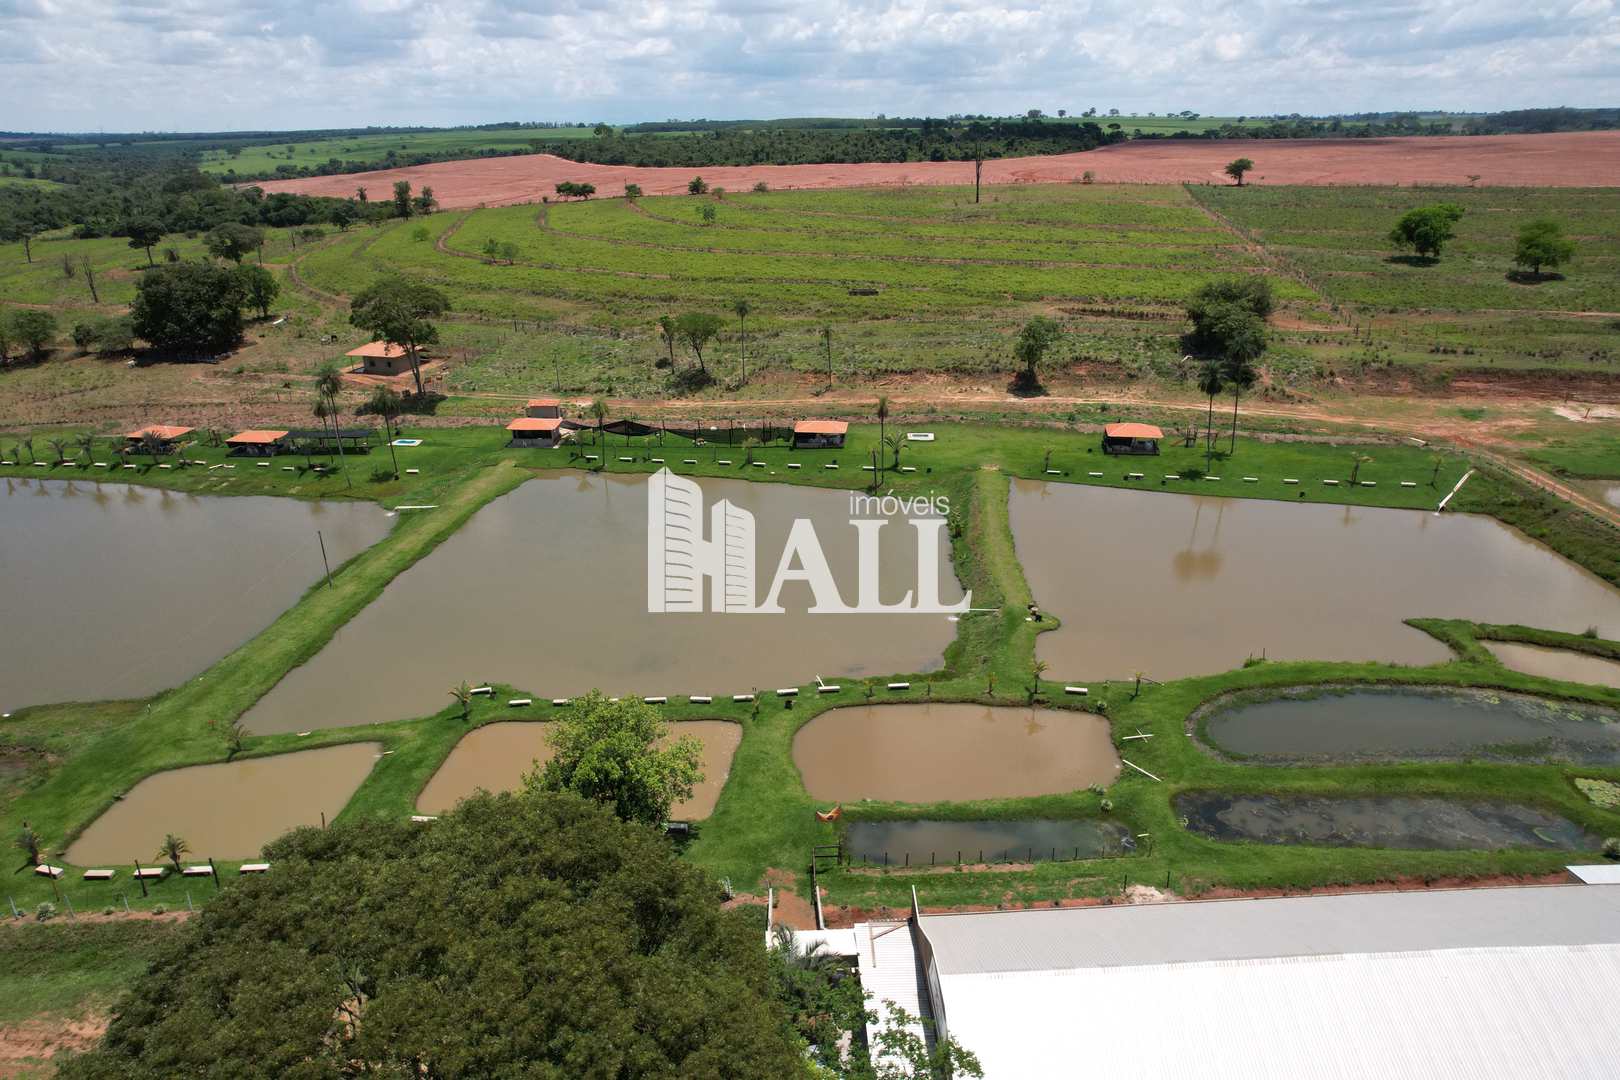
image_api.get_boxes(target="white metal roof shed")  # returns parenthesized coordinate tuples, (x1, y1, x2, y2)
(904, 886, 1620, 1080)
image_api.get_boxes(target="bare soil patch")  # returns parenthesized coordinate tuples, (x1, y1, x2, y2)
(256, 132, 1620, 210)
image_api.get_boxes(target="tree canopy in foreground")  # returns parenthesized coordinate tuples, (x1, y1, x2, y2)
(59, 791, 800, 1079)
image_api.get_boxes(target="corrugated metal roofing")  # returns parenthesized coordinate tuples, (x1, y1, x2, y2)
(938, 944, 1620, 1079)
(917, 885, 1620, 975)
(855, 922, 931, 1065)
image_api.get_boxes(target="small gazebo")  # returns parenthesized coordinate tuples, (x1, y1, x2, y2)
(1101, 423, 1162, 456)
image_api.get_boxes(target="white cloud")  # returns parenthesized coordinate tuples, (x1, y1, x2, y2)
(1, 0, 1617, 131)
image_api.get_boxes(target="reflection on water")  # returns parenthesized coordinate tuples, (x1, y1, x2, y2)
(1176, 791, 1598, 851)
(1204, 686, 1620, 764)
(0, 479, 390, 711)
(243, 472, 961, 733)
(1011, 480, 1620, 680)
(844, 818, 1130, 864)
(1486, 641, 1620, 690)
(416, 719, 740, 819)
(65, 743, 382, 864)
(793, 703, 1119, 802)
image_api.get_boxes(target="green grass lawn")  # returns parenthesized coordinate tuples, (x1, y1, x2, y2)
(196, 126, 602, 178)
(0, 919, 181, 1023)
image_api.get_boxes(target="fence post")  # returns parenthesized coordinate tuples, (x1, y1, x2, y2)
(209, 858, 220, 892)
(8, 896, 16, 918)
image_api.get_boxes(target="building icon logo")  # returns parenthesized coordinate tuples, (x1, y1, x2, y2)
(646, 468, 970, 615)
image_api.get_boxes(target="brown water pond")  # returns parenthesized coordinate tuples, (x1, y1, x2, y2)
(844, 818, 1131, 865)
(1484, 642, 1620, 690)
(0, 479, 390, 712)
(1201, 686, 1620, 765)
(65, 743, 382, 865)
(243, 471, 961, 733)
(793, 704, 1120, 802)
(1175, 792, 1599, 851)
(416, 720, 741, 819)
(1010, 480, 1620, 680)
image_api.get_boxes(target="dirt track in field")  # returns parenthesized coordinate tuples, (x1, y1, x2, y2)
(254, 132, 1620, 209)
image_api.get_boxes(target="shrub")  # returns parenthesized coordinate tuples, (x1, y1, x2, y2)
(752, 181, 769, 193)
(1099, 798, 1114, 812)
(150, 904, 167, 915)
(1604, 837, 1620, 861)
(35, 902, 57, 921)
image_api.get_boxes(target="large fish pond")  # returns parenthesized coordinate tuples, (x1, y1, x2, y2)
(0, 478, 390, 711)
(242, 471, 962, 733)
(1011, 480, 1620, 681)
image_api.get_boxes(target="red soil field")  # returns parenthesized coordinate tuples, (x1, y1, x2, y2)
(256, 131, 1620, 209)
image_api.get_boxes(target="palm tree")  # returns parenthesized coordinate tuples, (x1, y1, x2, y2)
(589, 399, 608, 465)
(1197, 359, 1225, 466)
(158, 833, 190, 872)
(225, 721, 248, 761)
(820, 324, 833, 389)
(1029, 659, 1048, 703)
(46, 437, 67, 465)
(366, 386, 403, 478)
(885, 434, 903, 471)
(138, 431, 165, 465)
(14, 823, 44, 873)
(1132, 671, 1146, 699)
(733, 300, 751, 385)
(75, 433, 96, 465)
(1223, 354, 1258, 455)
(315, 362, 351, 489)
(19, 437, 34, 464)
(1349, 453, 1373, 487)
(449, 681, 473, 721)
(874, 395, 889, 482)
(657, 315, 677, 371)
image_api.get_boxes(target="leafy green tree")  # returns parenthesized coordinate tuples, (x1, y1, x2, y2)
(60, 792, 800, 1079)
(688, 175, 709, 195)
(624, 182, 643, 199)
(328, 200, 360, 230)
(527, 691, 701, 826)
(675, 311, 724, 374)
(392, 179, 414, 218)
(699, 202, 717, 224)
(234, 264, 279, 319)
(204, 222, 264, 264)
(9, 309, 58, 358)
(348, 275, 449, 396)
(1012, 315, 1060, 389)
(1513, 218, 1576, 277)
(1224, 157, 1254, 185)
(0, 213, 39, 262)
(1185, 276, 1274, 351)
(131, 261, 247, 357)
(656, 313, 677, 368)
(1389, 203, 1465, 260)
(123, 218, 164, 266)
(412, 185, 437, 214)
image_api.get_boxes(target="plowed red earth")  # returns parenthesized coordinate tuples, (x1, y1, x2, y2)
(256, 132, 1620, 209)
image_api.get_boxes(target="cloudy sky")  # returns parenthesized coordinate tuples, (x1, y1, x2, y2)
(3, 0, 1617, 132)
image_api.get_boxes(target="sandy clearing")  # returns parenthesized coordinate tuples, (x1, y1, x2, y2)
(254, 132, 1620, 209)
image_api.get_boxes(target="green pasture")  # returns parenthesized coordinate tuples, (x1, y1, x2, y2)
(196, 126, 602, 177)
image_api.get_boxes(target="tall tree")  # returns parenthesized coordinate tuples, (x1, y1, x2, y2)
(131, 261, 247, 358)
(1224, 157, 1255, 185)
(1217, 313, 1265, 453)
(674, 311, 723, 374)
(124, 218, 163, 266)
(392, 180, 414, 219)
(1197, 358, 1225, 467)
(733, 299, 751, 385)
(0, 214, 38, 262)
(1513, 218, 1576, 277)
(314, 361, 351, 489)
(527, 691, 702, 826)
(656, 314, 677, 369)
(348, 276, 449, 396)
(1012, 315, 1060, 390)
(204, 222, 264, 264)
(1389, 203, 1465, 261)
(9, 309, 58, 358)
(821, 324, 834, 389)
(589, 397, 608, 458)
(234, 264, 279, 319)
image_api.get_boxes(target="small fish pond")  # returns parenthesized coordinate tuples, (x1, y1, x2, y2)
(843, 818, 1132, 866)
(416, 720, 740, 820)
(1175, 792, 1599, 851)
(793, 704, 1120, 803)
(66, 743, 383, 866)
(1197, 685, 1620, 765)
